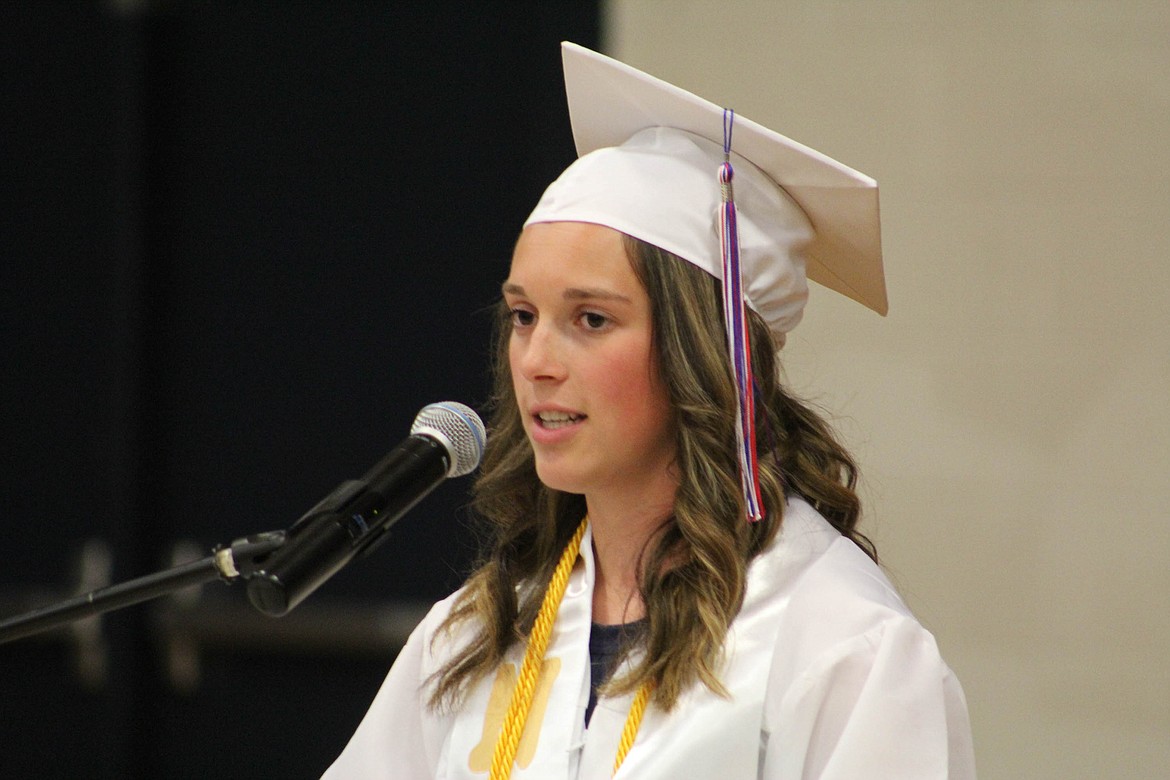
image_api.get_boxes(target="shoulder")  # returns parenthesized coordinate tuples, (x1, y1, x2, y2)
(753, 497, 946, 691)
(751, 501, 975, 777)
(322, 589, 469, 778)
(747, 497, 905, 613)
(411, 565, 550, 671)
(410, 584, 478, 670)
(760, 497, 914, 620)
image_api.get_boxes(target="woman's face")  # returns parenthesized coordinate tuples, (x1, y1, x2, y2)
(504, 222, 676, 498)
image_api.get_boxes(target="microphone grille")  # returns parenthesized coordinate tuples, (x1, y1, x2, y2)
(410, 401, 486, 477)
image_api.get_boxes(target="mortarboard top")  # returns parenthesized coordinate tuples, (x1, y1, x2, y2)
(551, 41, 887, 318)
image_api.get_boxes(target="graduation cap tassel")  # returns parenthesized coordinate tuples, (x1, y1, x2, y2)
(719, 109, 764, 522)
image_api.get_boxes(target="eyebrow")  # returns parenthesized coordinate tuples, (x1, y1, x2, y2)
(501, 282, 632, 304)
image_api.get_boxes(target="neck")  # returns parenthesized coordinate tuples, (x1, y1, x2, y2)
(585, 472, 676, 625)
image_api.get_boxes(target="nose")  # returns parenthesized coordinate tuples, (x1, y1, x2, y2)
(513, 321, 567, 383)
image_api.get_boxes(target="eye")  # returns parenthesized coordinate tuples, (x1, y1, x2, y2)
(509, 307, 535, 327)
(580, 311, 609, 330)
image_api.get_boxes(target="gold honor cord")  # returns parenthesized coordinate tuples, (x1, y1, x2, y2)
(488, 518, 655, 778)
(489, 519, 587, 779)
(612, 678, 654, 774)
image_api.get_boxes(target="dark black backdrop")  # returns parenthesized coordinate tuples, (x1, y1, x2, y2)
(0, 2, 598, 777)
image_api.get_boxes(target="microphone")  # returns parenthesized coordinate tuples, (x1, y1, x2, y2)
(246, 401, 486, 616)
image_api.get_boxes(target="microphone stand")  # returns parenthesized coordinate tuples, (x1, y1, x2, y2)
(0, 531, 286, 645)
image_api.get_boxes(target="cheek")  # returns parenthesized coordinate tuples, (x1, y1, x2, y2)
(596, 340, 671, 429)
(507, 336, 525, 386)
(507, 339, 519, 378)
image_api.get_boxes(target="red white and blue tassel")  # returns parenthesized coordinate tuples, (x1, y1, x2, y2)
(718, 109, 764, 522)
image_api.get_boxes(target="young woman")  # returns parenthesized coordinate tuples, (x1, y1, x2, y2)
(324, 44, 975, 779)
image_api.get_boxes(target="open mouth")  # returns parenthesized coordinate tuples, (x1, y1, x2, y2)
(536, 411, 585, 430)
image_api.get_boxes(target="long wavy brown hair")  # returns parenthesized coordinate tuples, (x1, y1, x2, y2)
(428, 234, 873, 711)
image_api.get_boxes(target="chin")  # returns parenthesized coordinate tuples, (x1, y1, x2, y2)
(532, 460, 587, 495)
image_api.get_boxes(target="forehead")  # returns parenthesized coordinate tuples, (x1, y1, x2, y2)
(507, 222, 641, 294)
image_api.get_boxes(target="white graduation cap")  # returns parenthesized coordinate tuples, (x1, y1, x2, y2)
(526, 41, 887, 341)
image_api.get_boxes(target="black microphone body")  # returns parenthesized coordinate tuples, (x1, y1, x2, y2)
(247, 434, 450, 616)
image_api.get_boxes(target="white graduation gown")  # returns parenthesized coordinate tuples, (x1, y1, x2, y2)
(322, 498, 976, 779)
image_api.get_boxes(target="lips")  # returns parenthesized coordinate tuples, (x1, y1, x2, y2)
(536, 410, 585, 430)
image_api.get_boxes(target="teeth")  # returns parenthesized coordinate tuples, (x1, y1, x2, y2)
(538, 411, 582, 429)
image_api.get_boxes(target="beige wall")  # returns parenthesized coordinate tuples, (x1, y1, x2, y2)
(604, 2, 1170, 777)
